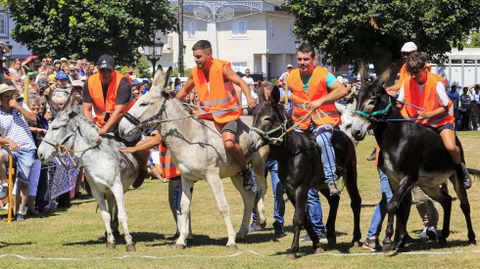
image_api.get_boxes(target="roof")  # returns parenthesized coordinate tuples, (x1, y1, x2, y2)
(264, 0, 286, 6)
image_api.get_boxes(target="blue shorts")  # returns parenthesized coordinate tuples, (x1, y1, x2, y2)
(2, 149, 36, 183)
(435, 123, 454, 133)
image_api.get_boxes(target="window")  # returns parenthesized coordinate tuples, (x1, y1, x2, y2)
(0, 12, 8, 37)
(186, 20, 196, 38)
(232, 20, 247, 37)
(267, 20, 274, 38)
(451, 59, 462, 64)
(231, 62, 247, 73)
(465, 59, 475, 64)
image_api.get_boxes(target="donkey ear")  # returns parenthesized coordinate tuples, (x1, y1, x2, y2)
(377, 64, 394, 88)
(45, 94, 61, 112)
(271, 85, 280, 104)
(357, 60, 368, 82)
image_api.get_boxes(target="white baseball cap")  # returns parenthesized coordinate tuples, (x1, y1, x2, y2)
(401, 41, 418, 53)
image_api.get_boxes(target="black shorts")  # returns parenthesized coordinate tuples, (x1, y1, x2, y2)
(219, 120, 238, 134)
(434, 123, 454, 133)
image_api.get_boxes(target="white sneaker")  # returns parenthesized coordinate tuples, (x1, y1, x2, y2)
(0, 184, 8, 200)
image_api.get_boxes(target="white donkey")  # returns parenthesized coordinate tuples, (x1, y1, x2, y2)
(117, 68, 269, 249)
(37, 97, 144, 252)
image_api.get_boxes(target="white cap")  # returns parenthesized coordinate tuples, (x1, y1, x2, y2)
(287, 64, 293, 68)
(401, 41, 417, 53)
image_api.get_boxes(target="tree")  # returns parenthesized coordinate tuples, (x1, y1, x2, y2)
(287, 0, 480, 73)
(2, 0, 176, 64)
(464, 32, 480, 48)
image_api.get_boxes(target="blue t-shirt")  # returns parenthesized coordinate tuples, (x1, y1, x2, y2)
(301, 72, 337, 94)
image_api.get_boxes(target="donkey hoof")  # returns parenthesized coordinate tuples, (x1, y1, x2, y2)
(175, 244, 186, 249)
(106, 241, 116, 250)
(226, 244, 238, 250)
(352, 240, 362, 248)
(469, 239, 476, 246)
(382, 244, 392, 253)
(258, 221, 267, 229)
(438, 238, 448, 246)
(126, 243, 136, 252)
(287, 252, 297, 260)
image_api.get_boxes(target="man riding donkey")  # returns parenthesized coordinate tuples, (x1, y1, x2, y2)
(176, 40, 257, 190)
(82, 54, 147, 188)
(398, 52, 471, 189)
(289, 43, 348, 196)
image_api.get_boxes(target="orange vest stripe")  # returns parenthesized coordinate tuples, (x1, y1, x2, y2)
(289, 66, 340, 130)
(192, 59, 241, 123)
(160, 143, 181, 179)
(87, 71, 135, 127)
(402, 73, 454, 128)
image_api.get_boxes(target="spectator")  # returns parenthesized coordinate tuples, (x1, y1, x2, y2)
(447, 85, 460, 128)
(470, 100, 480, 130)
(0, 84, 38, 221)
(459, 87, 471, 130)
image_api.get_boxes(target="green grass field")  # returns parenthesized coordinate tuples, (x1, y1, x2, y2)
(1, 132, 480, 268)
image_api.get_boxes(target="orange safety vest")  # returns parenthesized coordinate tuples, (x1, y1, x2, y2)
(289, 66, 341, 130)
(192, 59, 241, 123)
(87, 71, 135, 127)
(159, 143, 181, 179)
(401, 72, 454, 128)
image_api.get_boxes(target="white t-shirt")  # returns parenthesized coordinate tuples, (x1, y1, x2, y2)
(242, 76, 254, 90)
(398, 80, 450, 107)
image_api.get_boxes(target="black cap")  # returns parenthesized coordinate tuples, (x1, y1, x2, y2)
(97, 54, 115, 70)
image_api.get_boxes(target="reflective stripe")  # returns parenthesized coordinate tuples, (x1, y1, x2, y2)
(203, 87, 237, 106)
(92, 105, 106, 115)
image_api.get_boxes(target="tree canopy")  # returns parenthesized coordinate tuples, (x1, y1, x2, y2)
(287, 0, 480, 72)
(3, 0, 176, 64)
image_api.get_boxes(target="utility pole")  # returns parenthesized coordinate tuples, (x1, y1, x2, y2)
(178, 0, 185, 76)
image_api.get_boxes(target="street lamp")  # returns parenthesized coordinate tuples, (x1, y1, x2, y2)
(143, 37, 164, 77)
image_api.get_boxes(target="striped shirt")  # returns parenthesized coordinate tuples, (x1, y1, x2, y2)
(0, 108, 36, 151)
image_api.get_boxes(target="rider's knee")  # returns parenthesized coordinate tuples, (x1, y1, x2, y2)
(443, 143, 457, 153)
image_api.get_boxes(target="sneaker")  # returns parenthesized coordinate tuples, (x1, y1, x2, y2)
(426, 226, 438, 241)
(15, 213, 25, 222)
(241, 167, 254, 191)
(0, 184, 7, 200)
(300, 233, 325, 243)
(327, 182, 339, 196)
(458, 163, 472, 190)
(248, 222, 262, 234)
(362, 237, 381, 252)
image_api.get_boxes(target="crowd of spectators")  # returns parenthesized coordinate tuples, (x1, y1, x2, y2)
(0, 55, 152, 221)
(448, 84, 480, 131)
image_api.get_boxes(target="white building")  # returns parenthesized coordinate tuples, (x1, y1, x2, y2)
(430, 48, 480, 87)
(160, 0, 297, 79)
(0, 7, 31, 59)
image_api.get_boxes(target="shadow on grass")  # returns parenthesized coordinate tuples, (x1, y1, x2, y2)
(62, 231, 167, 247)
(0, 241, 33, 248)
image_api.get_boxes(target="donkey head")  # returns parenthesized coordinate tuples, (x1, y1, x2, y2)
(250, 85, 286, 151)
(38, 94, 86, 163)
(117, 67, 172, 141)
(350, 64, 394, 140)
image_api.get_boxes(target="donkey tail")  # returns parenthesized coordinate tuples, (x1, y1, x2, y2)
(467, 168, 480, 182)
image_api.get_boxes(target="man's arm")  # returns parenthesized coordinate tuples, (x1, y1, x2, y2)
(176, 74, 195, 100)
(307, 81, 348, 110)
(98, 104, 126, 135)
(82, 102, 93, 121)
(223, 65, 256, 108)
(0, 137, 19, 151)
(10, 100, 37, 123)
(119, 134, 162, 153)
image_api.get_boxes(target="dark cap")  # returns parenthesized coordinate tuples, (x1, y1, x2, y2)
(97, 54, 115, 70)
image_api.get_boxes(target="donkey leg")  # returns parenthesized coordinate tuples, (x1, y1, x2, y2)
(449, 174, 476, 244)
(382, 212, 395, 252)
(422, 186, 452, 245)
(344, 165, 362, 246)
(230, 174, 255, 239)
(320, 188, 339, 248)
(91, 188, 115, 249)
(106, 194, 120, 240)
(175, 177, 193, 248)
(111, 184, 135, 252)
(252, 164, 267, 229)
(206, 174, 237, 249)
